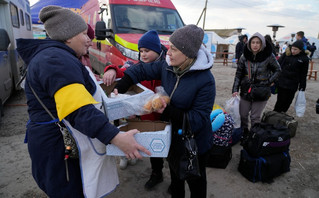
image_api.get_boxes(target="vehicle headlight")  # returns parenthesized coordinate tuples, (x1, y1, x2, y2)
(116, 43, 139, 60)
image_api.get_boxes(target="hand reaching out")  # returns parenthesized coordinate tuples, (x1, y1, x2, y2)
(103, 69, 117, 86)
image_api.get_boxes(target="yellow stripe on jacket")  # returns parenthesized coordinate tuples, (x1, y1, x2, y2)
(54, 83, 99, 121)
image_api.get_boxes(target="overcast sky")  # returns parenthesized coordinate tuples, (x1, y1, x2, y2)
(30, 0, 319, 39)
(172, 0, 319, 39)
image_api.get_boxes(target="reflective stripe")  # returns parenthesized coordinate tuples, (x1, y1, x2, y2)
(115, 34, 138, 51)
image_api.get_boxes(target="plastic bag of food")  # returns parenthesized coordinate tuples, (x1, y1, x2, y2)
(143, 86, 170, 113)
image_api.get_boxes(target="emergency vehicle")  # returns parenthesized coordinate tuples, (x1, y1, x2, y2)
(80, 0, 184, 74)
(0, 0, 33, 122)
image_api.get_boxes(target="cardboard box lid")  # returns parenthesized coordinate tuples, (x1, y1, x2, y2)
(100, 82, 145, 97)
(119, 121, 169, 132)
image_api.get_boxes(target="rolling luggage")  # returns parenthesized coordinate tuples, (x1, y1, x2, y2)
(261, 111, 298, 137)
(238, 149, 291, 183)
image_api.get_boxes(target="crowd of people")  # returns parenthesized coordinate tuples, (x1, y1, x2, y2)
(15, 4, 315, 198)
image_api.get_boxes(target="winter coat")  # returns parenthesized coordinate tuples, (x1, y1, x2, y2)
(276, 47, 309, 91)
(104, 45, 167, 121)
(16, 39, 119, 197)
(232, 37, 281, 101)
(116, 45, 216, 154)
(235, 41, 245, 60)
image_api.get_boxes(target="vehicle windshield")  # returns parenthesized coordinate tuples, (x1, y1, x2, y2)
(112, 4, 184, 34)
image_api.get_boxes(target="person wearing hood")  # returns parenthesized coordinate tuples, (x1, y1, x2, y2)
(274, 40, 309, 113)
(103, 30, 168, 189)
(235, 34, 248, 63)
(16, 6, 150, 197)
(232, 32, 281, 140)
(114, 24, 215, 198)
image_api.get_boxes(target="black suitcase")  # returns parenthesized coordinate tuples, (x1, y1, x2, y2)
(243, 123, 290, 157)
(238, 149, 291, 183)
(261, 111, 298, 137)
(206, 145, 232, 169)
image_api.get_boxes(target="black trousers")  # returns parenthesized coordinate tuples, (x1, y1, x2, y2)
(274, 87, 296, 113)
(169, 152, 208, 198)
(150, 157, 164, 174)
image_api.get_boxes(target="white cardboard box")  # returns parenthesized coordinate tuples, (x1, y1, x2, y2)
(106, 121, 171, 157)
(99, 82, 154, 121)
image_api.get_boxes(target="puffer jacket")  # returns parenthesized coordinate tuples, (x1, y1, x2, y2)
(116, 45, 216, 154)
(232, 33, 281, 101)
(276, 47, 309, 91)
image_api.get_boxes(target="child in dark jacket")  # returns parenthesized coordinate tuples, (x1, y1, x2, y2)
(102, 30, 167, 190)
(274, 40, 309, 113)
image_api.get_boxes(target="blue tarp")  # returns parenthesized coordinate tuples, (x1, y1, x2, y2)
(31, 0, 88, 24)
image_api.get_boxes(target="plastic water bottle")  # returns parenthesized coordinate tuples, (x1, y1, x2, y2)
(178, 129, 183, 135)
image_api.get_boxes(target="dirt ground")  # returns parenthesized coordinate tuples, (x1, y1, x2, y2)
(0, 60, 318, 198)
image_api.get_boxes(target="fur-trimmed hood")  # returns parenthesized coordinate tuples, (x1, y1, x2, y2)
(243, 34, 273, 62)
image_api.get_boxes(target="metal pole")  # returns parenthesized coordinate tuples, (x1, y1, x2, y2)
(203, 0, 208, 30)
(196, 8, 205, 26)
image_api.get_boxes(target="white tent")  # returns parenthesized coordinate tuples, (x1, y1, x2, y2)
(277, 34, 296, 44)
(204, 31, 228, 54)
(208, 31, 229, 45)
(225, 34, 240, 45)
(225, 34, 251, 58)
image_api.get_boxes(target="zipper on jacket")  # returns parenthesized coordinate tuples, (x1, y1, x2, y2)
(169, 71, 188, 98)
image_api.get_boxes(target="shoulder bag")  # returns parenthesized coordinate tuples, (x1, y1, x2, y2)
(27, 80, 79, 159)
(167, 113, 201, 180)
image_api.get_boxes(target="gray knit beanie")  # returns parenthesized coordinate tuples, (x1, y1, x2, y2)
(169, 24, 204, 58)
(39, 6, 87, 41)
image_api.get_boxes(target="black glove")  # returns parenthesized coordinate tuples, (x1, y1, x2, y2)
(114, 74, 134, 93)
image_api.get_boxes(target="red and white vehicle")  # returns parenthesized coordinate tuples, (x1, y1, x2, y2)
(80, 0, 184, 74)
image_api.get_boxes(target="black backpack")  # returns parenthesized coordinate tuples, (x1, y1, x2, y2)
(306, 42, 315, 52)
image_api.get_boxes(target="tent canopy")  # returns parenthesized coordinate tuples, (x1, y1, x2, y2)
(205, 31, 228, 45)
(277, 34, 297, 44)
(31, 0, 88, 24)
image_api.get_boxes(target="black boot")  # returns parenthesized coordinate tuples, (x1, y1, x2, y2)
(240, 128, 250, 146)
(144, 172, 163, 190)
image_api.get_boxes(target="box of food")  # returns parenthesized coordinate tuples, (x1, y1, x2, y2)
(106, 121, 171, 157)
(99, 81, 154, 121)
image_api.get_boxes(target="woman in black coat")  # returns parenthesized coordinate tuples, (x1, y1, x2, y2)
(274, 40, 309, 113)
(232, 32, 281, 136)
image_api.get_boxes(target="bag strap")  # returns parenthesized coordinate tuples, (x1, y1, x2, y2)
(26, 79, 65, 129)
(182, 113, 193, 137)
(248, 61, 251, 80)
